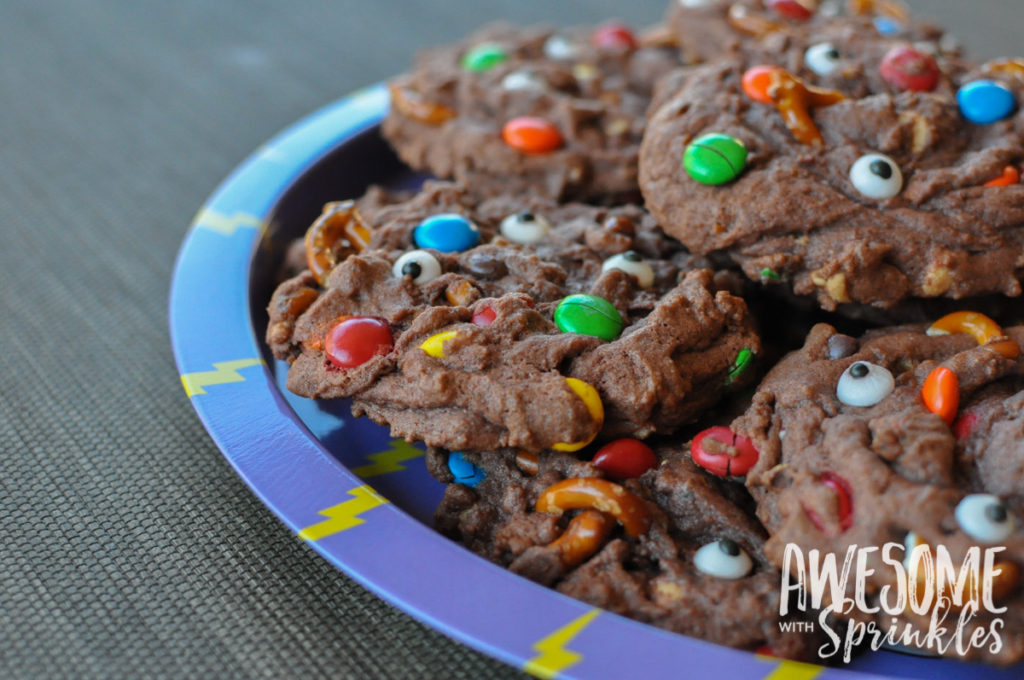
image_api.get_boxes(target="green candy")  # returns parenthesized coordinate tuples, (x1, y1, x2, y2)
(554, 295, 623, 341)
(461, 42, 508, 72)
(726, 348, 754, 385)
(683, 133, 748, 186)
(760, 268, 782, 281)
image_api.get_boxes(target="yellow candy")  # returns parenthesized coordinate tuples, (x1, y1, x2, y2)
(420, 330, 459, 359)
(552, 378, 604, 452)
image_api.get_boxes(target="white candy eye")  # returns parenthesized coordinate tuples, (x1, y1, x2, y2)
(850, 153, 903, 200)
(836, 361, 894, 407)
(543, 35, 578, 61)
(500, 211, 551, 244)
(805, 42, 842, 76)
(601, 251, 655, 288)
(694, 539, 753, 580)
(393, 249, 443, 284)
(956, 494, 1015, 543)
(502, 69, 544, 92)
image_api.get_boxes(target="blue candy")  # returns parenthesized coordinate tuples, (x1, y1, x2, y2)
(413, 213, 481, 253)
(957, 80, 1017, 125)
(447, 452, 486, 487)
(873, 16, 903, 36)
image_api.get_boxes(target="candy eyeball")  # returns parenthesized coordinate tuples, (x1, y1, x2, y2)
(694, 539, 753, 580)
(836, 361, 895, 407)
(543, 35, 578, 61)
(805, 42, 842, 76)
(502, 69, 544, 92)
(956, 494, 1015, 543)
(500, 211, 551, 244)
(850, 153, 903, 200)
(393, 250, 443, 284)
(601, 251, 655, 288)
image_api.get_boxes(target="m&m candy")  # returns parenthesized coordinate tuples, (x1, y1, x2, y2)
(448, 452, 486, 487)
(553, 294, 623, 341)
(957, 80, 1016, 124)
(461, 42, 507, 72)
(413, 214, 481, 252)
(324, 317, 393, 369)
(683, 133, 748, 185)
(879, 46, 939, 92)
(502, 117, 563, 154)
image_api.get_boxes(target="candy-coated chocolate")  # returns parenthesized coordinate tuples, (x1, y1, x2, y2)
(765, 0, 816, 21)
(805, 471, 853, 533)
(420, 330, 459, 359)
(691, 426, 759, 477)
(922, 365, 959, 425)
(957, 80, 1017, 125)
(553, 294, 623, 341)
(471, 305, 497, 326)
(461, 42, 508, 72)
(952, 411, 978, 440)
(879, 46, 939, 92)
(742, 65, 781, 104)
(413, 213, 481, 253)
(551, 378, 604, 453)
(324, 317, 393, 369)
(502, 117, 563, 154)
(683, 133, 748, 185)
(447, 452, 486, 487)
(726, 348, 754, 384)
(592, 438, 657, 480)
(590, 23, 637, 51)
(873, 16, 903, 36)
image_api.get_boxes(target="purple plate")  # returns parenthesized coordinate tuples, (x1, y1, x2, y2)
(169, 84, 1022, 680)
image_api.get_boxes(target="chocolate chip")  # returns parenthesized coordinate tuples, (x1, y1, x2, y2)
(827, 334, 859, 360)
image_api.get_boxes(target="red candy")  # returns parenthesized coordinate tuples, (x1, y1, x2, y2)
(742, 65, 782, 104)
(324, 316, 393, 369)
(879, 46, 940, 92)
(690, 426, 759, 477)
(502, 117, 563, 154)
(953, 411, 978, 440)
(590, 23, 637, 51)
(805, 471, 854, 533)
(766, 0, 817, 21)
(592, 438, 658, 480)
(985, 166, 1020, 187)
(471, 306, 497, 326)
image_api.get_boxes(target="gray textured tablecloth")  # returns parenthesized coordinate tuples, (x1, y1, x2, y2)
(1, 1, 1017, 678)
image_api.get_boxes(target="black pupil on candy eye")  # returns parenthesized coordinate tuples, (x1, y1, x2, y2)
(402, 261, 422, 278)
(826, 48, 840, 60)
(869, 160, 893, 179)
(623, 250, 641, 262)
(719, 539, 740, 556)
(850, 362, 869, 378)
(985, 503, 1008, 523)
(518, 211, 535, 222)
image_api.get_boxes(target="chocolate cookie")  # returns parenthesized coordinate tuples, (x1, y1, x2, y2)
(430, 441, 824, 660)
(381, 22, 681, 202)
(267, 182, 760, 453)
(730, 315, 1024, 663)
(639, 52, 1024, 311)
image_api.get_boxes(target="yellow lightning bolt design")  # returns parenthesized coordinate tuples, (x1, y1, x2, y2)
(191, 208, 263, 236)
(757, 656, 825, 680)
(349, 440, 424, 478)
(181, 358, 264, 397)
(298, 485, 389, 541)
(523, 609, 601, 679)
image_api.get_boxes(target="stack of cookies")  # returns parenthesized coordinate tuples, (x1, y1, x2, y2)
(267, 0, 1024, 666)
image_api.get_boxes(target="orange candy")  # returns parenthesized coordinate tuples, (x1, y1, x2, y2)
(502, 117, 563, 154)
(742, 65, 782, 104)
(922, 366, 959, 425)
(984, 165, 1020, 187)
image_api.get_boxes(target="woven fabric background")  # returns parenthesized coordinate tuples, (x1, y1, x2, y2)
(0, 1, 1015, 678)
